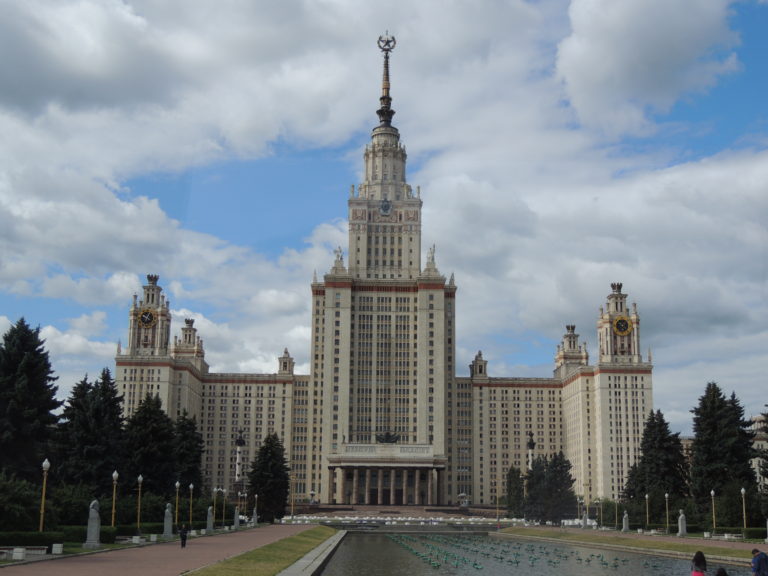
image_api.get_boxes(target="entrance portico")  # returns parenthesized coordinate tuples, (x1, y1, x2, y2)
(327, 443, 447, 505)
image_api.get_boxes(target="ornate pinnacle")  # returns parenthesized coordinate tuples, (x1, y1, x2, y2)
(376, 32, 396, 126)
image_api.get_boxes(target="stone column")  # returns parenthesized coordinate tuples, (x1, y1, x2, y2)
(352, 468, 359, 505)
(389, 469, 396, 505)
(377, 468, 384, 505)
(427, 469, 433, 506)
(415, 469, 421, 505)
(339, 468, 347, 504)
(402, 469, 408, 505)
(365, 469, 372, 504)
(327, 467, 335, 504)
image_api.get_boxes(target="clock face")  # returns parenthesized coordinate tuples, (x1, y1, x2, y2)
(613, 315, 632, 336)
(139, 308, 156, 328)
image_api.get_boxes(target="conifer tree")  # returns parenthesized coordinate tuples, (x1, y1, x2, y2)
(523, 452, 576, 522)
(124, 393, 176, 497)
(689, 382, 757, 525)
(0, 318, 61, 480)
(248, 433, 290, 522)
(505, 464, 525, 518)
(55, 368, 124, 495)
(622, 409, 688, 519)
(173, 411, 203, 490)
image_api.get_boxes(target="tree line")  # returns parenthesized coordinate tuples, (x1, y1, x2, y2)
(0, 318, 290, 531)
(504, 382, 767, 528)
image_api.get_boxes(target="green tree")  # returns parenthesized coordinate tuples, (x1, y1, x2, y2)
(0, 470, 39, 530)
(173, 411, 204, 490)
(248, 433, 290, 522)
(623, 410, 688, 521)
(505, 464, 525, 518)
(55, 368, 125, 496)
(524, 452, 576, 522)
(124, 394, 176, 497)
(0, 318, 62, 481)
(689, 382, 757, 527)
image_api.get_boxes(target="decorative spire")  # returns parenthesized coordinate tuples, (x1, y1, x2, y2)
(376, 32, 396, 126)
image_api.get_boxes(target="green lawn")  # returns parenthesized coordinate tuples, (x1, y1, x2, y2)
(499, 526, 754, 562)
(191, 525, 337, 576)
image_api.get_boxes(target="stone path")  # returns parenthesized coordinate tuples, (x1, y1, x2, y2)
(0, 524, 314, 576)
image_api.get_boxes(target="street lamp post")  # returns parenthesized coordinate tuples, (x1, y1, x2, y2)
(645, 494, 649, 529)
(175, 481, 180, 527)
(711, 490, 717, 535)
(221, 489, 227, 527)
(254, 494, 258, 525)
(741, 487, 746, 531)
(136, 475, 143, 534)
(665, 493, 669, 534)
(212, 487, 218, 529)
(39, 459, 50, 532)
(599, 499, 603, 528)
(111, 470, 119, 527)
(188, 483, 194, 526)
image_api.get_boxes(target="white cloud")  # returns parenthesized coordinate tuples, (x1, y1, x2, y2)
(0, 0, 764, 435)
(556, 0, 740, 136)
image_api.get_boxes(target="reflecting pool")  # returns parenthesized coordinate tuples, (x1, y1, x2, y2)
(320, 533, 751, 576)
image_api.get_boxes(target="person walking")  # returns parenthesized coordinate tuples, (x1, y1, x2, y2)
(691, 551, 707, 576)
(179, 524, 188, 549)
(752, 549, 768, 576)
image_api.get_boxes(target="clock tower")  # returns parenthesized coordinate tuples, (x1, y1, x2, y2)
(126, 274, 171, 356)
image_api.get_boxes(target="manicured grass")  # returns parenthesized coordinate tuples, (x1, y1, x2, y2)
(191, 525, 337, 576)
(499, 526, 753, 561)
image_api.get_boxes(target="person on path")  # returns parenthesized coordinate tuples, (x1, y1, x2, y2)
(752, 549, 768, 576)
(692, 550, 707, 576)
(715, 568, 729, 576)
(179, 524, 188, 548)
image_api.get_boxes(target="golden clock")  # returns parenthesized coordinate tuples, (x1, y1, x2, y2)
(612, 315, 632, 336)
(138, 308, 157, 328)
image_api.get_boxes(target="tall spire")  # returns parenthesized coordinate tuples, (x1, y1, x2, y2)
(376, 32, 396, 126)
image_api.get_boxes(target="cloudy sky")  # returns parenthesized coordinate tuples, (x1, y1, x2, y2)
(1, 0, 765, 435)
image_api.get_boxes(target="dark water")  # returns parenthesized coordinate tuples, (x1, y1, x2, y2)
(320, 532, 751, 576)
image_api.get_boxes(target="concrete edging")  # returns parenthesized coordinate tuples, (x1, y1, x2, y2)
(276, 530, 347, 576)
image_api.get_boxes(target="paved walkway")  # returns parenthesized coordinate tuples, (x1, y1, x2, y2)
(0, 525, 314, 576)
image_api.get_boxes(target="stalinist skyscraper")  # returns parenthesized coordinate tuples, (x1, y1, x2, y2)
(309, 34, 455, 505)
(116, 35, 652, 510)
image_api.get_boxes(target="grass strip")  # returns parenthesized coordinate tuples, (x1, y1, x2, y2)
(499, 527, 753, 561)
(190, 525, 337, 576)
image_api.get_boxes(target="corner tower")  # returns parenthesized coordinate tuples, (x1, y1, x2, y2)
(308, 35, 456, 506)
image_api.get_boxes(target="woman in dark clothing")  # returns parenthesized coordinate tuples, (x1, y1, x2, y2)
(691, 551, 707, 576)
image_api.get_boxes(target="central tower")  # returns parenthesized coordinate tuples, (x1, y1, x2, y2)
(308, 35, 456, 506)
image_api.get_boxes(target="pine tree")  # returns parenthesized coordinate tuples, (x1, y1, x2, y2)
(622, 409, 688, 520)
(248, 433, 290, 522)
(124, 394, 176, 497)
(505, 464, 525, 518)
(0, 318, 62, 481)
(173, 411, 203, 490)
(689, 382, 757, 526)
(55, 368, 124, 496)
(523, 452, 576, 522)
(544, 452, 578, 522)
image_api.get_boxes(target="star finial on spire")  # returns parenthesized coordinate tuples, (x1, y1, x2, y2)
(376, 32, 396, 126)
